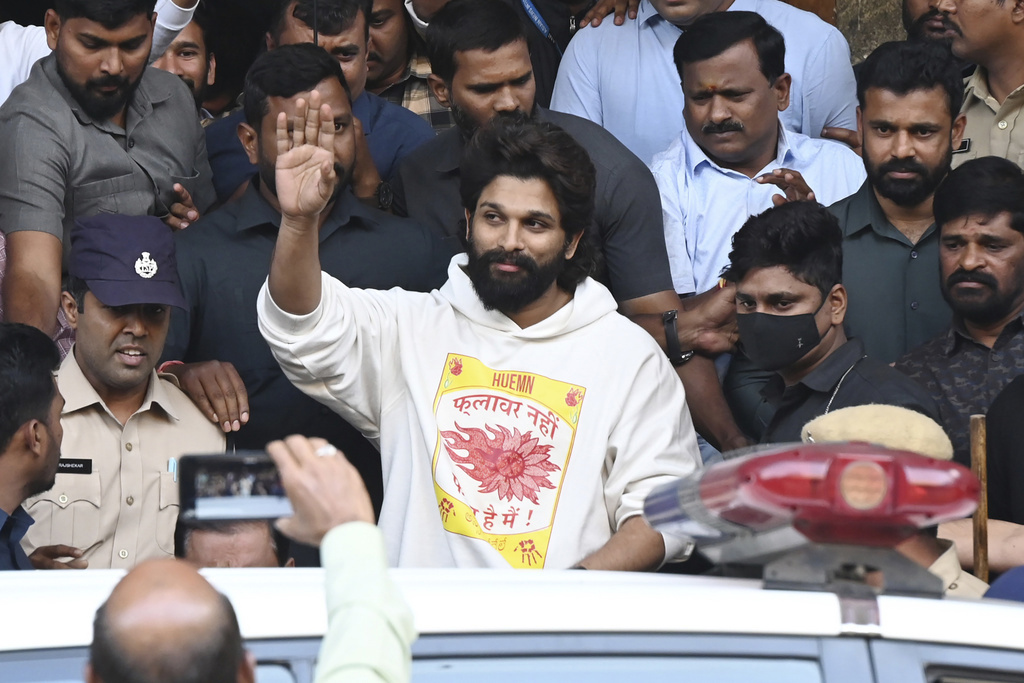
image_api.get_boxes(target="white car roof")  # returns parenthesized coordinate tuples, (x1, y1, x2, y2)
(3, 568, 1023, 654)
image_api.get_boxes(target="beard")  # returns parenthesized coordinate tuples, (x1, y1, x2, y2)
(465, 238, 568, 315)
(452, 102, 539, 139)
(903, 6, 960, 44)
(56, 53, 142, 122)
(941, 268, 1024, 325)
(865, 144, 952, 207)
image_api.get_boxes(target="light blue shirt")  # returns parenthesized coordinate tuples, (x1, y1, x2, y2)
(650, 125, 866, 294)
(551, 0, 858, 164)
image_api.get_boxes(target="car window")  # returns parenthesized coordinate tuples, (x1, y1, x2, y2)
(412, 656, 822, 682)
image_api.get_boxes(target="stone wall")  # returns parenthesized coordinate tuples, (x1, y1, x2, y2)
(838, 0, 906, 64)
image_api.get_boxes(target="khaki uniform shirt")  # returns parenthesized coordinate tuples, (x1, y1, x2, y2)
(953, 68, 1024, 170)
(22, 349, 224, 569)
(929, 539, 989, 598)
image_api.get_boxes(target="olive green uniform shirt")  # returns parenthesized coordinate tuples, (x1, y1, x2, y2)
(21, 348, 224, 569)
(830, 182, 952, 364)
(953, 67, 1024, 170)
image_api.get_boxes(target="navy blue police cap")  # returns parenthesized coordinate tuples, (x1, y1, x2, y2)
(69, 214, 187, 309)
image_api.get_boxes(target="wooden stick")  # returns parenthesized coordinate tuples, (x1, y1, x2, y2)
(970, 414, 989, 584)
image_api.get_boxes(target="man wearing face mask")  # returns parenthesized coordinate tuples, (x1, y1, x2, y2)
(726, 201, 940, 444)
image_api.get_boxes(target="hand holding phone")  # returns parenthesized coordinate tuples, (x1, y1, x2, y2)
(268, 436, 376, 547)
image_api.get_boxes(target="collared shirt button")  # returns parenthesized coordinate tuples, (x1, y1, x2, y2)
(125, 442, 133, 451)
(58, 494, 68, 504)
(126, 496, 134, 506)
(128, 138, 136, 148)
(998, 120, 1008, 130)
(910, 250, 918, 259)
(119, 549, 129, 559)
(911, 301, 919, 310)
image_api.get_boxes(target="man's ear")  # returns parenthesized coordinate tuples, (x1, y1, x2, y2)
(238, 122, 260, 166)
(61, 291, 80, 330)
(564, 230, 584, 261)
(1012, 0, 1024, 23)
(265, 31, 277, 51)
(428, 74, 452, 109)
(207, 52, 217, 87)
(773, 73, 792, 113)
(284, 557, 296, 567)
(238, 650, 257, 683)
(855, 106, 863, 137)
(828, 283, 847, 326)
(84, 662, 102, 683)
(44, 9, 61, 50)
(464, 208, 473, 244)
(951, 112, 967, 150)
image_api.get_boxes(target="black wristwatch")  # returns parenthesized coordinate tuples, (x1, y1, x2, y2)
(376, 181, 393, 211)
(662, 310, 695, 367)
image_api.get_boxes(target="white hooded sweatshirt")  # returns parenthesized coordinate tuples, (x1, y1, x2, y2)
(258, 254, 702, 569)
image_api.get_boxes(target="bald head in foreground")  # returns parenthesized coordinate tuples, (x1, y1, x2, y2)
(87, 559, 253, 683)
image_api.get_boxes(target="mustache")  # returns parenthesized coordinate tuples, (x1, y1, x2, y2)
(479, 249, 538, 272)
(702, 120, 744, 135)
(914, 9, 962, 34)
(87, 74, 130, 92)
(367, 51, 381, 62)
(946, 270, 998, 289)
(876, 158, 930, 177)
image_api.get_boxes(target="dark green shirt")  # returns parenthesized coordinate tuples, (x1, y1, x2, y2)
(829, 182, 951, 364)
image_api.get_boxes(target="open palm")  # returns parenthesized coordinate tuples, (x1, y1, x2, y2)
(275, 90, 338, 220)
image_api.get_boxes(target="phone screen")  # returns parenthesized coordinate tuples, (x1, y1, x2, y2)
(178, 452, 293, 521)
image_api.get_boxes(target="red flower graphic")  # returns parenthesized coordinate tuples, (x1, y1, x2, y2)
(441, 423, 560, 504)
(565, 388, 583, 407)
(449, 358, 463, 375)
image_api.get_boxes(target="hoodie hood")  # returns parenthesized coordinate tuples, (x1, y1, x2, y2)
(439, 253, 619, 339)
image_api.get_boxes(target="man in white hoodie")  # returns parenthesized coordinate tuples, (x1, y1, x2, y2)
(258, 102, 702, 570)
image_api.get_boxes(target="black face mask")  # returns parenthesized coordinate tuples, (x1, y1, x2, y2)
(737, 297, 828, 371)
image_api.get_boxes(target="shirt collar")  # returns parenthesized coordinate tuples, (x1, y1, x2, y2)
(963, 67, 990, 105)
(638, 0, 662, 25)
(684, 123, 792, 176)
(0, 506, 34, 536)
(58, 347, 180, 422)
(407, 50, 433, 81)
(928, 539, 965, 592)
(231, 181, 383, 240)
(798, 337, 868, 393)
(839, 181, 912, 238)
(944, 310, 1024, 355)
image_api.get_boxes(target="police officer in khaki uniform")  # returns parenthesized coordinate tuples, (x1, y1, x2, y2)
(22, 215, 224, 569)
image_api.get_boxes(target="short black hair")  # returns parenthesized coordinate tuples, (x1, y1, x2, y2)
(934, 157, 1024, 235)
(726, 201, 843, 297)
(189, 0, 213, 53)
(53, 0, 156, 29)
(673, 11, 785, 84)
(0, 324, 60, 456)
(90, 593, 244, 683)
(460, 113, 599, 291)
(269, 0, 372, 43)
(243, 43, 350, 127)
(174, 518, 291, 567)
(856, 40, 964, 119)
(426, 0, 527, 84)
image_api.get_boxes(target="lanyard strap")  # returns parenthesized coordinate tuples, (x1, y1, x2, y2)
(521, 0, 563, 56)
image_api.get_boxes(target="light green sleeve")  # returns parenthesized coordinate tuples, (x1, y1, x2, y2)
(315, 523, 417, 683)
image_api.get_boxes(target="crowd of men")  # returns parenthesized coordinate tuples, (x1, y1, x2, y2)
(1, 0, 1024, 664)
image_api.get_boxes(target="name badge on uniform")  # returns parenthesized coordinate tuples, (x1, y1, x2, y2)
(954, 138, 972, 154)
(58, 459, 93, 474)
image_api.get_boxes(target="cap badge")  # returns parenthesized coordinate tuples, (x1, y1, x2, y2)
(135, 252, 158, 279)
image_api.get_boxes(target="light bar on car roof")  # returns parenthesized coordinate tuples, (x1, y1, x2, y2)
(644, 442, 979, 551)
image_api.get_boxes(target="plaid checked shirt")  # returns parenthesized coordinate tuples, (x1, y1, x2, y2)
(378, 51, 453, 133)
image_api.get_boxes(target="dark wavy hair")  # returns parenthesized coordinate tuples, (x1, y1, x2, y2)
(53, 0, 156, 28)
(460, 113, 599, 290)
(857, 40, 964, 118)
(269, 0, 372, 42)
(0, 324, 60, 455)
(934, 157, 1024, 235)
(726, 201, 844, 297)
(673, 11, 785, 84)
(243, 43, 350, 127)
(426, 0, 527, 84)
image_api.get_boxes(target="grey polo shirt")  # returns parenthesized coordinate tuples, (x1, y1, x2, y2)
(0, 54, 214, 258)
(829, 182, 951, 364)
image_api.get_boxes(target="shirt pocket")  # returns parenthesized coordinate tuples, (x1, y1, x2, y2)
(25, 473, 103, 551)
(72, 173, 136, 217)
(155, 471, 180, 554)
